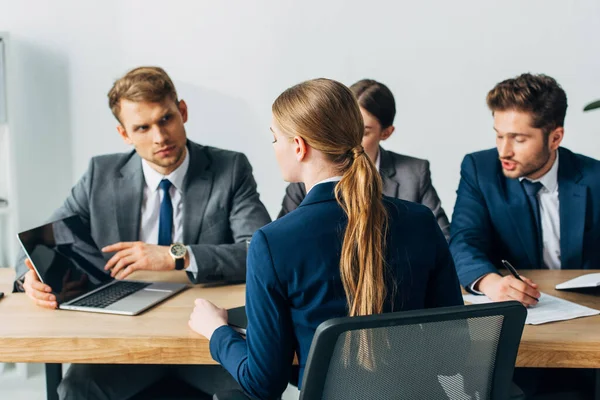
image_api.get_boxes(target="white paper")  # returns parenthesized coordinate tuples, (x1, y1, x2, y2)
(555, 273, 600, 290)
(463, 293, 600, 325)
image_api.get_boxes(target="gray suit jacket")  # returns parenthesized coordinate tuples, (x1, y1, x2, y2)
(278, 147, 450, 239)
(15, 140, 271, 288)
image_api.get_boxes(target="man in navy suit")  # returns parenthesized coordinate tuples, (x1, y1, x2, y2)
(450, 73, 600, 307)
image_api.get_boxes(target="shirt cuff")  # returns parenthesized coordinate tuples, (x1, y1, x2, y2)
(469, 276, 485, 295)
(185, 246, 198, 279)
(13, 275, 26, 293)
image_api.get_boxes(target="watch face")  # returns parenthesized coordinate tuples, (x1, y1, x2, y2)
(171, 243, 187, 258)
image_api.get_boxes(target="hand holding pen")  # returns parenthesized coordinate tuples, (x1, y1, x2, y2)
(501, 260, 540, 302)
(475, 261, 541, 306)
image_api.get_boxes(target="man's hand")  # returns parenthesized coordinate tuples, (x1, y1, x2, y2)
(188, 298, 228, 340)
(22, 259, 57, 309)
(102, 242, 174, 279)
(477, 273, 540, 307)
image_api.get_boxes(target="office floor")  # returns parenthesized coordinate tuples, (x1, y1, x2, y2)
(0, 364, 301, 400)
(0, 363, 46, 399)
(0, 365, 592, 400)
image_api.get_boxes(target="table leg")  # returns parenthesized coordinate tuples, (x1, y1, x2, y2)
(45, 363, 62, 400)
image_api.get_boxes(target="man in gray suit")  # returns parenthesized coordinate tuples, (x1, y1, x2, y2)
(278, 79, 450, 238)
(15, 66, 271, 399)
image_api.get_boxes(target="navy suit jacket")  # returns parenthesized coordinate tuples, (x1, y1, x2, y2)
(450, 147, 600, 289)
(209, 181, 463, 400)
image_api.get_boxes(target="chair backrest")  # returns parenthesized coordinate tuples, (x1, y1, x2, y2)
(300, 302, 526, 400)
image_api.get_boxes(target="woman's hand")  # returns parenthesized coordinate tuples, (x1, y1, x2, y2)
(188, 298, 228, 340)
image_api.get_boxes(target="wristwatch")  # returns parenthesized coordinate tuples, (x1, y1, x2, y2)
(169, 243, 187, 270)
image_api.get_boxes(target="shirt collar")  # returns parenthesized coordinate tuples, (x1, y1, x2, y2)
(519, 150, 559, 193)
(141, 147, 190, 193)
(304, 150, 379, 196)
(306, 176, 343, 195)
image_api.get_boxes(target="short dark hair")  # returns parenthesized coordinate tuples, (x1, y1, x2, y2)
(486, 73, 567, 134)
(350, 79, 396, 128)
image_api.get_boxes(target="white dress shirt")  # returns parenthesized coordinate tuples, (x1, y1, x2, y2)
(140, 148, 198, 274)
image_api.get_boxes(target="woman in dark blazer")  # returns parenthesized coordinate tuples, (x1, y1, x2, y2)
(278, 79, 450, 239)
(189, 78, 463, 399)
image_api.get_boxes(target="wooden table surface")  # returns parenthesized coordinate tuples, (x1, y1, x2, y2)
(0, 269, 244, 365)
(513, 269, 600, 368)
(1, 269, 599, 368)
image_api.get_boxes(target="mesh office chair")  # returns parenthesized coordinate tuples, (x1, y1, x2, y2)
(214, 301, 527, 400)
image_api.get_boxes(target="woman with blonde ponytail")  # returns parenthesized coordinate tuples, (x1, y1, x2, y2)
(189, 78, 463, 400)
(279, 78, 451, 240)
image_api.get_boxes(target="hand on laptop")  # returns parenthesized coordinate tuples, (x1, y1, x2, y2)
(476, 273, 540, 307)
(102, 241, 175, 279)
(22, 259, 57, 309)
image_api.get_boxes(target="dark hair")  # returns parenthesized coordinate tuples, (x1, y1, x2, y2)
(350, 79, 396, 128)
(486, 73, 567, 134)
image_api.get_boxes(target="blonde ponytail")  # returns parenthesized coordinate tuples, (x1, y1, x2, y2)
(335, 146, 388, 317)
(272, 78, 389, 318)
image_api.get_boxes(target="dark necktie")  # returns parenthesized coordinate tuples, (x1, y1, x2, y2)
(521, 180, 544, 266)
(158, 179, 173, 246)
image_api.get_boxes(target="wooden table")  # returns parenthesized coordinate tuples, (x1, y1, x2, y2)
(2, 269, 600, 398)
(515, 270, 600, 369)
(0, 268, 245, 400)
(0, 269, 245, 365)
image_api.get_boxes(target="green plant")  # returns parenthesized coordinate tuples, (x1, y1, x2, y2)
(584, 100, 600, 111)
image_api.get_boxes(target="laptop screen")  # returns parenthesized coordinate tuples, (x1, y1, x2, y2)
(18, 215, 113, 303)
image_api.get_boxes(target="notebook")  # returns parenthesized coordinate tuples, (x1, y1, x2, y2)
(556, 273, 600, 290)
(228, 306, 247, 335)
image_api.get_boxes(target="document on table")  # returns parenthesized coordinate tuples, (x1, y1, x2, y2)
(463, 293, 600, 325)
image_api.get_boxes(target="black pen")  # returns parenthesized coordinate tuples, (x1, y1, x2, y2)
(501, 259, 539, 302)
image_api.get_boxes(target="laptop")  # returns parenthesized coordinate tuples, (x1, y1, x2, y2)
(17, 215, 187, 315)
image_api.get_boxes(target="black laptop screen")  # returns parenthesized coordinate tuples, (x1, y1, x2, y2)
(18, 215, 112, 303)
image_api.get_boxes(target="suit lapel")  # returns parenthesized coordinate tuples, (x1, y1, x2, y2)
(182, 142, 213, 244)
(503, 175, 541, 268)
(557, 148, 586, 270)
(116, 153, 144, 242)
(379, 147, 399, 197)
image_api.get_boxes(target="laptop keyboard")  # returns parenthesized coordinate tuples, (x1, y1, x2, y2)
(70, 281, 152, 309)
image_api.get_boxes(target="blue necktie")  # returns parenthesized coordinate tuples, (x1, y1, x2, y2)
(521, 180, 544, 266)
(158, 179, 173, 246)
